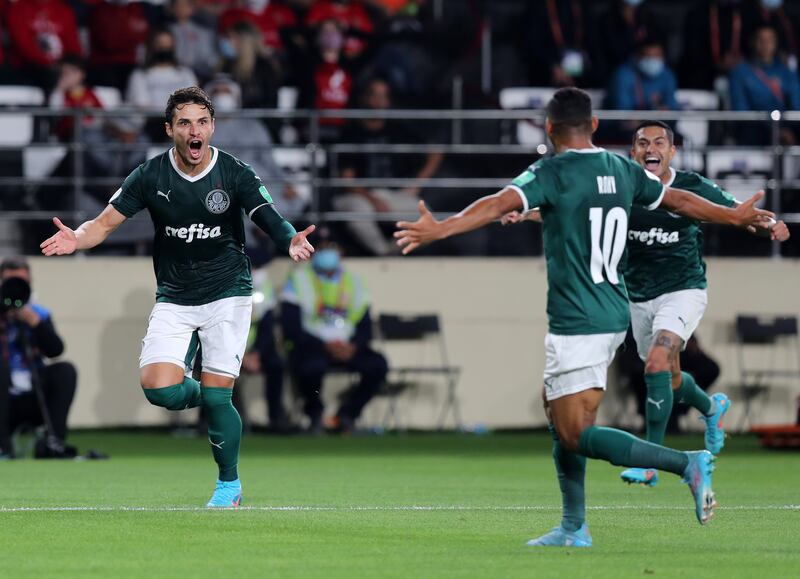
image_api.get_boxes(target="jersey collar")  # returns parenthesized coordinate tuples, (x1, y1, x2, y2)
(168, 146, 218, 182)
(564, 147, 606, 154)
(664, 166, 677, 187)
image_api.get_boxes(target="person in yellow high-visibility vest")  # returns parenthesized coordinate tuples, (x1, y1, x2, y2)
(280, 242, 388, 434)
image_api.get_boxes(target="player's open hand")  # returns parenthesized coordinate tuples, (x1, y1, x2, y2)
(734, 191, 775, 228)
(40, 217, 77, 256)
(394, 200, 441, 255)
(289, 224, 316, 262)
(769, 220, 790, 241)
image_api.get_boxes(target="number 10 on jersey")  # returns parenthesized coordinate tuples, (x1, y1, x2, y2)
(589, 207, 627, 285)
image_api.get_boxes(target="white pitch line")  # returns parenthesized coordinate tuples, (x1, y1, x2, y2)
(0, 505, 798, 513)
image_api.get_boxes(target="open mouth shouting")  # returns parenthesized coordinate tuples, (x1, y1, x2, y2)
(644, 154, 662, 173)
(188, 139, 203, 161)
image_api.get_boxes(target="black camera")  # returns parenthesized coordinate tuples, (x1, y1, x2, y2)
(0, 276, 31, 314)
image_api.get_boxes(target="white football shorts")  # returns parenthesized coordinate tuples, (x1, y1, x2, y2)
(629, 288, 708, 361)
(139, 295, 252, 378)
(542, 331, 626, 401)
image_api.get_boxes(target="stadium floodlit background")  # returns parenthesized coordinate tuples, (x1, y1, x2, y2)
(1, 0, 799, 577)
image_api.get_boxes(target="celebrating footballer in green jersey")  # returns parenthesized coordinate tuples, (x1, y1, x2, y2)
(395, 87, 774, 546)
(40, 87, 316, 508)
(620, 121, 789, 487)
(505, 121, 790, 488)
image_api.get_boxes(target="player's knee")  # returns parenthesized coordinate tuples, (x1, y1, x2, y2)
(644, 353, 670, 375)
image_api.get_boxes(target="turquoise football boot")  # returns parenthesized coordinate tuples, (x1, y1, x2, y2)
(682, 450, 716, 525)
(701, 393, 730, 455)
(206, 479, 243, 508)
(527, 523, 592, 547)
(620, 467, 659, 487)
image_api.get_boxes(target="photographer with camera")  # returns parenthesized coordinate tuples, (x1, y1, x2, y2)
(0, 258, 77, 459)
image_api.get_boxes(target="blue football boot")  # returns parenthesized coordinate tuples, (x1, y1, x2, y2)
(206, 479, 243, 508)
(682, 450, 716, 525)
(701, 393, 731, 455)
(527, 523, 592, 548)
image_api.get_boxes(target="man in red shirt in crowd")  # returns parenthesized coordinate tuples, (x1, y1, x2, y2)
(5, 0, 82, 89)
(87, 0, 150, 91)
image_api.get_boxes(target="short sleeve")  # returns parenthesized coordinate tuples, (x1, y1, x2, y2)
(691, 174, 737, 208)
(630, 161, 666, 210)
(109, 165, 147, 217)
(236, 161, 275, 217)
(507, 161, 556, 212)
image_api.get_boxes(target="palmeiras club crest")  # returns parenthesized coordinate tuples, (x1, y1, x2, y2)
(205, 189, 230, 214)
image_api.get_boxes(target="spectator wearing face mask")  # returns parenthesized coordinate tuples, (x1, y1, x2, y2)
(206, 76, 306, 217)
(607, 36, 679, 112)
(297, 18, 366, 141)
(218, 20, 282, 110)
(524, 0, 591, 87)
(280, 238, 388, 434)
(126, 28, 199, 141)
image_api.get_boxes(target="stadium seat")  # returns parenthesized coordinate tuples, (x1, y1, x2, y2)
(376, 313, 462, 430)
(498, 87, 604, 145)
(675, 89, 719, 149)
(277, 86, 299, 111)
(0, 114, 35, 147)
(0, 85, 45, 106)
(23, 145, 68, 180)
(705, 149, 772, 203)
(272, 146, 326, 204)
(93, 86, 122, 109)
(734, 315, 800, 429)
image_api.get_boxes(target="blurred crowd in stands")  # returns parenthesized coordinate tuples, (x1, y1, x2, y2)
(0, 0, 798, 257)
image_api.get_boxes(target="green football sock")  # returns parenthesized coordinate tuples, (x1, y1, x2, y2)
(675, 371, 713, 416)
(578, 425, 689, 476)
(202, 387, 241, 482)
(142, 377, 202, 411)
(644, 371, 673, 445)
(549, 424, 586, 532)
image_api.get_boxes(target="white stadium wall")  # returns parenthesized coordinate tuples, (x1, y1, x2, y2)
(27, 257, 800, 430)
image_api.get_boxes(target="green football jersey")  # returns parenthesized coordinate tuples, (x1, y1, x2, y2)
(510, 148, 665, 335)
(623, 168, 736, 302)
(111, 146, 279, 306)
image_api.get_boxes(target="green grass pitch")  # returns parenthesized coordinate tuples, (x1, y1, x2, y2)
(1, 431, 798, 578)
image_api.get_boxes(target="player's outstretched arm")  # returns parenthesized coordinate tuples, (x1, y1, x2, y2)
(660, 189, 774, 228)
(40, 205, 127, 256)
(394, 188, 523, 255)
(289, 225, 316, 262)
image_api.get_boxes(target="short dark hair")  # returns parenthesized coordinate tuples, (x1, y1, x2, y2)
(545, 87, 593, 133)
(165, 86, 214, 124)
(0, 257, 29, 275)
(633, 120, 675, 145)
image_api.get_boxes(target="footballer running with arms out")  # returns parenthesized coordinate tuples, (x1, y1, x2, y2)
(394, 87, 775, 546)
(40, 87, 316, 508)
(505, 120, 789, 487)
